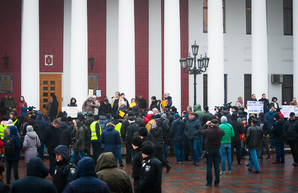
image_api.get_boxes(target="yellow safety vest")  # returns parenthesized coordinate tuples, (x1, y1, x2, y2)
(0, 125, 4, 140)
(115, 122, 122, 137)
(90, 121, 100, 141)
(13, 119, 18, 126)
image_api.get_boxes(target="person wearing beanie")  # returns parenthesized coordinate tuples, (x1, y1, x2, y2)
(64, 157, 110, 193)
(131, 136, 143, 193)
(246, 119, 263, 173)
(96, 152, 133, 193)
(10, 157, 57, 193)
(219, 116, 234, 175)
(23, 125, 41, 165)
(200, 119, 225, 186)
(53, 145, 77, 193)
(139, 144, 162, 193)
(272, 113, 285, 164)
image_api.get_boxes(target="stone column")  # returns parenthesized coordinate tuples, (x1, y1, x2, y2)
(293, 0, 298, 99)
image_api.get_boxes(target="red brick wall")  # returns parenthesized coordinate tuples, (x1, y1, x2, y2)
(39, 0, 64, 72)
(88, 0, 106, 101)
(180, 0, 189, 112)
(0, 0, 21, 103)
(135, 0, 149, 105)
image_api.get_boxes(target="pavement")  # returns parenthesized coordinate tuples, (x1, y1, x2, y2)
(2, 153, 298, 193)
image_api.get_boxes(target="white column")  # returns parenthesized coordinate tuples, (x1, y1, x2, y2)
(21, 0, 39, 109)
(70, 0, 88, 107)
(149, 0, 162, 101)
(208, 0, 224, 112)
(164, 0, 181, 113)
(118, 0, 135, 100)
(251, 0, 268, 98)
(293, 0, 298, 99)
(62, 0, 71, 107)
(106, 0, 119, 99)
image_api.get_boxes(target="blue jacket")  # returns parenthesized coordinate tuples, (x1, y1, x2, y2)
(99, 124, 121, 156)
(170, 118, 185, 142)
(5, 126, 21, 161)
(185, 117, 201, 140)
(265, 110, 276, 130)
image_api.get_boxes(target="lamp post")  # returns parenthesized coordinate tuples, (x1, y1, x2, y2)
(179, 41, 210, 108)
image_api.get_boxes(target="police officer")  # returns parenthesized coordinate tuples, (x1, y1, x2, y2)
(90, 115, 101, 161)
(53, 145, 77, 193)
(139, 144, 162, 193)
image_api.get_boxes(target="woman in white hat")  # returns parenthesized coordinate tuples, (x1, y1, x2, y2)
(22, 125, 40, 165)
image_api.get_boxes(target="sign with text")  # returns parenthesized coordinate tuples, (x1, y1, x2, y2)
(280, 105, 298, 118)
(62, 106, 81, 118)
(247, 101, 264, 114)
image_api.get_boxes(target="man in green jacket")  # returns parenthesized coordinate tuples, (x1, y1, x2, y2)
(219, 116, 234, 175)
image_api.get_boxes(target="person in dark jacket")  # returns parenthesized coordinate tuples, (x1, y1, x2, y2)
(136, 95, 147, 110)
(150, 96, 160, 111)
(170, 113, 185, 163)
(131, 137, 143, 193)
(35, 111, 48, 160)
(285, 112, 298, 166)
(68, 98, 77, 107)
(185, 112, 202, 166)
(44, 119, 62, 176)
(71, 119, 85, 164)
(200, 119, 225, 186)
(4, 126, 21, 184)
(125, 116, 140, 164)
(10, 157, 57, 193)
(63, 157, 110, 193)
(246, 119, 263, 173)
(96, 152, 132, 193)
(53, 145, 77, 193)
(139, 144, 162, 193)
(98, 99, 112, 117)
(272, 114, 285, 164)
(50, 95, 59, 122)
(60, 117, 73, 149)
(0, 164, 9, 193)
(100, 122, 121, 164)
(201, 106, 213, 126)
(258, 112, 271, 160)
(259, 93, 269, 113)
(229, 113, 243, 165)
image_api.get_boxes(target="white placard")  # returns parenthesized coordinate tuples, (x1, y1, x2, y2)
(62, 106, 81, 118)
(247, 101, 264, 115)
(280, 105, 298, 118)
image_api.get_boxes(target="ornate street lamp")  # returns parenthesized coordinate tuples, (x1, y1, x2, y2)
(3, 53, 9, 68)
(89, 55, 95, 70)
(180, 41, 210, 108)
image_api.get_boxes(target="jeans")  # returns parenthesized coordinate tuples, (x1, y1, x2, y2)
(92, 142, 101, 162)
(275, 142, 285, 162)
(71, 150, 85, 163)
(220, 144, 232, 172)
(117, 144, 123, 165)
(163, 143, 169, 161)
(206, 148, 220, 185)
(49, 154, 56, 176)
(189, 139, 201, 164)
(174, 141, 185, 163)
(248, 148, 260, 172)
(6, 160, 19, 184)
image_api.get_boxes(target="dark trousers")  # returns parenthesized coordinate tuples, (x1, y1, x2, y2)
(184, 138, 191, 161)
(6, 160, 19, 184)
(38, 140, 45, 160)
(206, 148, 220, 185)
(134, 177, 140, 193)
(275, 142, 285, 162)
(49, 153, 56, 176)
(92, 141, 101, 162)
(126, 143, 133, 163)
(231, 139, 241, 164)
(289, 140, 298, 163)
(154, 147, 170, 169)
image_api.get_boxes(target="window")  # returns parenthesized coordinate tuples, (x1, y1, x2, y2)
(246, 0, 251, 34)
(203, 74, 208, 107)
(284, 0, 293, 35)
(282, 75, 293, 103)
(0, 74, 13, 93)
(203, 0, 226, 33)
(244, 74, 251, 106)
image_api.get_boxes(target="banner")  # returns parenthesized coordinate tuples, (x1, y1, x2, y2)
(62, 106, 81, 118)
(247, 101, 264, 115)
(280, 105, 298, 118)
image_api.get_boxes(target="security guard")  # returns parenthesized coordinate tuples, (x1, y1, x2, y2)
(0, 121, 6, 162)
(139, 144, 162, 193)
(90, 115, 101, 161)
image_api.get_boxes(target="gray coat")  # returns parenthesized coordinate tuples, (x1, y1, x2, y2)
(23, 131, 41, 164)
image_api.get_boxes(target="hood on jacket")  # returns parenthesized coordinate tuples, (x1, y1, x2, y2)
(10, 126, 18, 135)
(99, 115, 107, 120)
(221, 116, 228, 123)
(26, 131, 38, 139)
(21, 106, 28, 113)
(194, 104, 202, 111)
(60, 122, 68, 130)
(27, 157, 49, 178)
(87, 111, 94, 117)
(105, 123, 115, 131)
(54, 145, 70, 161)
(70, 97, 77, 104)
(77, 157, 96, 178)
(95, 152, 116, 172)
(52, 94, 57, 101)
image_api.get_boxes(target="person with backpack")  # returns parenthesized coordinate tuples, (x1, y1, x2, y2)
(3, 126, 21, 184)
(22, 125, 41, 165)
(53, 145, 77, 193)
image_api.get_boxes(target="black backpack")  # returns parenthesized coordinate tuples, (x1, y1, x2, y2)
(4, 135, 16, 156)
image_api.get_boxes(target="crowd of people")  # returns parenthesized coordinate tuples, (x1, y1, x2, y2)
(0, 91, 297, 192)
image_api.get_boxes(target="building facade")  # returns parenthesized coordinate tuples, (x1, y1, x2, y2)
(0, 0, 296, 114)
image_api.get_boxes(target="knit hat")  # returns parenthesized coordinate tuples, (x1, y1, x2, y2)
(174, 113, 180, 118)
(139, 127, 148, 137)
(142, 144, 154, 155)
(211, 119, 219, 125)
(221, 116, 227, 123)
(26, 125, 34, 132)
(132, 136, 142, 147)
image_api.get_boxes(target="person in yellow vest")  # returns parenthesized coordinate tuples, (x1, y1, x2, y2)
(0, 122, 5, 162)
(114, 119, 124, 167)
(90, 115, 101, 162)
